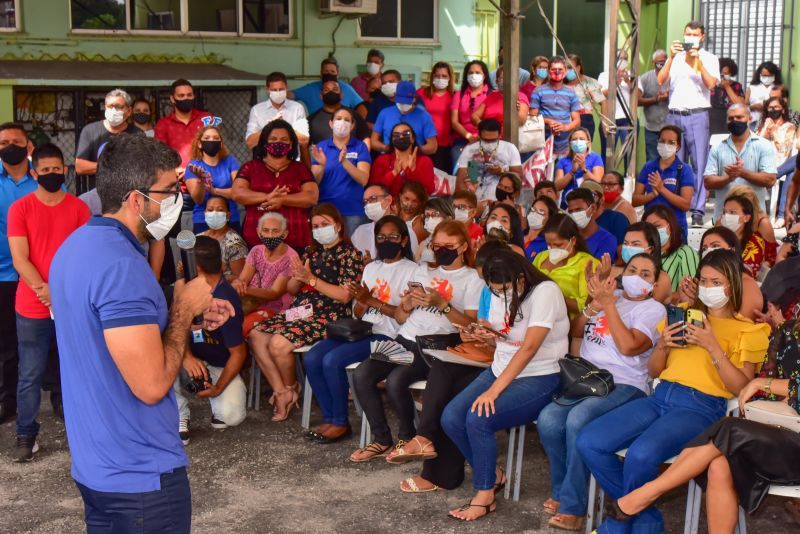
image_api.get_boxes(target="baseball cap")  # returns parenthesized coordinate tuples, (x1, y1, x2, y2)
(395, 81, 416, 105)
(579, 180, 603, 195)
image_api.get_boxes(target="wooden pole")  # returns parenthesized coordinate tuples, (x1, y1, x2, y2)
(501, 0, 521, 146)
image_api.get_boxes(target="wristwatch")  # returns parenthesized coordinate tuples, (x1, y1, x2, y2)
(308, 276, 317, 288)
(441, 303, 452, 314)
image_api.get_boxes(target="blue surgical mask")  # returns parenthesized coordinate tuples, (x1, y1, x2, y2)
(535, 68, 548, 80)
(621, 245, 646, 264)
(658, 227, 670, 246)
(570, 139, 588, 154)
(565, 69, 577, 82)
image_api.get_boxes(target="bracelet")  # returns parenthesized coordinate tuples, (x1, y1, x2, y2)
(377, 302, 385, 314)
(711, 351, 727, 369)
(582, 305, 598, 319)
(765, 377, 774, 396)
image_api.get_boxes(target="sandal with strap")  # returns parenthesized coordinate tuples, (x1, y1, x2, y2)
(349, 442, 392, 463)
(603, 499, 634, 522)
(386, 436, 438, 464)
(494, 467, 507, 495)
(548, 513, 585, 531)
(400, 477, 440, 493)
(543, 498, 560, 515)
(448, 498, 496, 522)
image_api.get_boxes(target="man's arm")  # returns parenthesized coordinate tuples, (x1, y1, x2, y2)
(785, 168, 800, 225)
(199, 344, 247, 397)
(75, 158, 97, 176)
(704, 173, 732, 190)
(8, 236, 48, 305)
(420, 136, 438, 155)
(740, 168, 777, 188)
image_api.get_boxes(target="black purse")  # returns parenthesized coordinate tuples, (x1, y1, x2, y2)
(553, 354, 615, 406)
(326, 318, 373, 342)
(415, 333, 463, 366)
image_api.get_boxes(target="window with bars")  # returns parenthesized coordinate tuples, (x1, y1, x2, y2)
(700, 0, 785, 84)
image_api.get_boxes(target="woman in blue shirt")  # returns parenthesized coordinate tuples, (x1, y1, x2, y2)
(185, 125, 241, 233)
(311, 107, 372, 236)
(554, 128, 604, 208)
(525, 195, 559, 261)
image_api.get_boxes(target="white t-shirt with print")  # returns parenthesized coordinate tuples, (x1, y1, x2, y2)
(359, 259, 419, 338)
(580, 290, 666, 392)
(397, 265, 484, 339)
(456, 140, 522, 202)
(489, 281, 570, 378)
(351, 221, 420, 259)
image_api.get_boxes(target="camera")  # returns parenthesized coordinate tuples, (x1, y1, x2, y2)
(184, 377, 209, 394)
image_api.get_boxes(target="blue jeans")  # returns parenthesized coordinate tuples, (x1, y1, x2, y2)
(776, 155, 797, 217)
(666, 111, 710, 214)
(304, 334, 389, 426)
(441, 367, 559, 491)
(537, 384, 646, 516)
(16, 314, 57, 437)
(343, 215, 368, 238)
(644, 129, 659, 163)
(576, 380, 727, 534)
(76, 467, 191, 534)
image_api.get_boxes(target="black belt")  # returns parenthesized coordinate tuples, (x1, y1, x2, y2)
(668, 108, 709, 116)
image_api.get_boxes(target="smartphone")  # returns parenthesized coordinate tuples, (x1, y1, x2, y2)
(615, 275, 623, 290)
(686, 308, 706, 327)
(472, 323, 508, 340)
(407, 281, 424, 292)
(467, 160, 482, 183)
(666, 305, 687, 346)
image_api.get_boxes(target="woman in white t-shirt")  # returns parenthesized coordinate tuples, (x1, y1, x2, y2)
(536, 252, 666, 530)
(303, 216, 418, 444)
(442, 249, 570, 521)
(350, 221, 483, 462)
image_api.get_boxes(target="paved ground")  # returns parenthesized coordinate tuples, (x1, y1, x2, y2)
(1, 395, 798, 534)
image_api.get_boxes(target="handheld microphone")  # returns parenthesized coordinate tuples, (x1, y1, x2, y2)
(176, 230, 204, 326)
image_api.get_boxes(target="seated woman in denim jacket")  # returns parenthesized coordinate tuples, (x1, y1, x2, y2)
(576, 249, 770, 534)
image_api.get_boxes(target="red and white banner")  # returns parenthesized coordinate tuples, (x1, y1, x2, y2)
(432, 168, 456, 197)
(521, 136, 554, 187)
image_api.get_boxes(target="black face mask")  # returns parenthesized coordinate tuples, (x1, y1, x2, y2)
(0, 143, 28, 166)
(261, 236, 285, 250)
(727, 120, 749, 137)
(767, 109, 783, 120)
(201, 140, 222, 157)
(37, 172, 65, 193)
(322, 91, 341, 106)
(434, 247, 459, 267)
(174, 99, 194, 113)
(376, 241, 403, 260)
(392, 137, 412, 151)
(132, 112, 151, 125)
(495, 187, 513, 202)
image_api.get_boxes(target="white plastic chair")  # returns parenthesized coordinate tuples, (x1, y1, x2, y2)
(503, 423, 530, 502)
(345, 362, 370, 448)
(409, 380, 426, 429)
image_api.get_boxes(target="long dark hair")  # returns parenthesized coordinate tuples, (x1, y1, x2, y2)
(483, 249, 552, 326)
(390, 121, 416, 152)
(643, 204, 684, 255)
(701, 226, 742, 257)
(459, 60, 492, 97)
(254, 119, 299, 161)
(486, 202, 525, 249)
(724, 195, 754, 252)
(758, 96, 788, 131)
(374, 215, 414, 261)
(750, 61, 782, 86)
(624, 252, 663, 280)
(542, 213, 589, 254)
(626, 221, 663, 264)
(426, 61, 455, 98)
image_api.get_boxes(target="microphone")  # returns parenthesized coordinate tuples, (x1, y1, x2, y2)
(176, 230, 204, 326)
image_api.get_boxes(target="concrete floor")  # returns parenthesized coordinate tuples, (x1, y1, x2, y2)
(1, 395, 798, 534)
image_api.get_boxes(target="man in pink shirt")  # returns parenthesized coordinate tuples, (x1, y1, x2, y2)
(351, 49, 385, 101)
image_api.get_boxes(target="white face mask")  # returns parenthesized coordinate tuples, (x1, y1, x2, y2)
(657, 142, 678, 159)
(570, 209, 592, 230)
(105, 108, 126, 127)
(331, 118, 351, 138)
(396, 103, 413, 114)
(270, 90, 287, 105)
(432, 78, 449, 90)
(486, 220, 507, 237)
(424, 216, 443, 234)
(548, 247, 570, 264)
(684, 35, 701, 47)
(720, 213, 741, 232)
(698, 285, 729, 310)
(204, 211, 227, 230)
(722, 74, 733, 81)
(527, 210, 545, 230)
(364, 201, 385, 222)
(621, 275, 654, 298)
(313, 224, 339, 245)
(366, 62, 381, 76)
(467, 73, 485, 88)
(138, 191, 183, 241)
(761, 75, 775, 86)
(381, 82, 398, 97)
(454, 207, 471, 222)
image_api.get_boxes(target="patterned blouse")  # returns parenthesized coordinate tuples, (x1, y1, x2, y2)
(781, 229, 799, 258)
(200, 228, 249, 279)
(756, 318, 800, 411)
(569, 76, 606, 114)
(742, 232, 766, 278)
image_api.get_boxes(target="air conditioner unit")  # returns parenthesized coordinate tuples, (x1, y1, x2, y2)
(320, 0, 378, 15)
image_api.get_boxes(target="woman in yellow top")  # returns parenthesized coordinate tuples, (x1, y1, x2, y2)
(533, 213, 598, 320)
(576, 249, 769, 534)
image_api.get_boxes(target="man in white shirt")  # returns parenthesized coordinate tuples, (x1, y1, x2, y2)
(245, 72, 307, 149)
(598, 53, 640, 170)
(455, 118, 522, 206)
(657, 20, 720, 226)
(351, 184, 419, 260)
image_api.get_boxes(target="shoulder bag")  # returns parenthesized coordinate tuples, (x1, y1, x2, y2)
(553, 354, 615, 406)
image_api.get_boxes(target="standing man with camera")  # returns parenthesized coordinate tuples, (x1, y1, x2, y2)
(49, 135, 233, 534)
(657, 21, 720, 227)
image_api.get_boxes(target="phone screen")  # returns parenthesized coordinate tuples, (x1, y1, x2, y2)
(407, 281, 424, 291)
(666, 305, 687, 346)
(467, 160, 482, 183)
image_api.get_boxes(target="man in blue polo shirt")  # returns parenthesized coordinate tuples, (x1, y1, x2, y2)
(292, 57, 364, 116)
(530, 56, 582, 157)
(371, 80, 438, 156)
(49, 135, 232, 533)
(633, 125, 695, 239)
(0, 122, 36, 424)
(566, 187, 618, 261)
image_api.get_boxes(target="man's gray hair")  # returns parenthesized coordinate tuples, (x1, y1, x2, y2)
(727, 103, 750, 115)
(652, 49, 667, 60)
(105, 88, 132, 107)
(258, 211, 288, 232)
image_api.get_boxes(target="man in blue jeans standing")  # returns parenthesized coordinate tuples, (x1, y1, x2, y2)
(49, 135, 232, 533)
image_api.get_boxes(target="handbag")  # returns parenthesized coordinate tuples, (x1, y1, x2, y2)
(446, 342, 494, 364)
(326, 318, 373, 342)
(553, 354, 615, 406)
(518, 115, 546, 153)
(415, 333, 463, 366)
(744, 400, 800, 433)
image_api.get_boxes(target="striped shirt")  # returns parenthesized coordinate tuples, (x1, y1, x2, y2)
(662, 244, 700, 292)
(530, 84, 581, 153)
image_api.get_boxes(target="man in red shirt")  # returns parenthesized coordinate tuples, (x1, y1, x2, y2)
(7, 144, 90, 461)
(154, 79, 212, 170)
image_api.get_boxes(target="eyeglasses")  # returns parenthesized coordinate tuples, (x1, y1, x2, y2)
(375, 234, 402, 243)
(600, 182, 619, 189)
(453, 203, 472, 211)
(363, 194, 387, 205)
(391, 131, 412, 138)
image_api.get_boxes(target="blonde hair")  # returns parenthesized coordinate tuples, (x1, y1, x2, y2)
(727, 185, 763, 233)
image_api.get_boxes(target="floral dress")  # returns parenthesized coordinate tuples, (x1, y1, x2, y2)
(200, 228, 248, 279)
(254, 241, 362, 346)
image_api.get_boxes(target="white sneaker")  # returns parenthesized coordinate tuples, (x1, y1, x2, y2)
(178, 419, 190, 445)
(773, 217, 785, 229)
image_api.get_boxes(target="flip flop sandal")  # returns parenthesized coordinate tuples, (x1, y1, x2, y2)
(400, 477, 440, 493)
(348, 442, 392, 463)
(548, 514, 585, 531)
(448, 499, 496, 522)
(386, 436, 438, 464)
(543, 499, 560, 515)
(494, 467, 507, 495)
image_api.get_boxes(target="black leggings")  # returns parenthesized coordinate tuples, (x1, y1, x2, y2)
(352, 336, 429, 446)
(417, 360, 483, 490)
